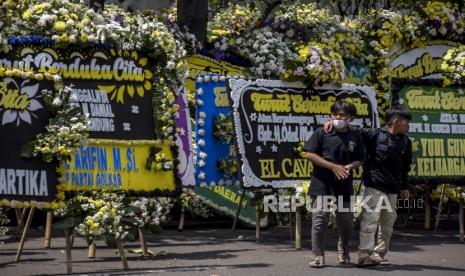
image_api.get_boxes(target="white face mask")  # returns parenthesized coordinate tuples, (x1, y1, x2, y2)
(332, 119, 348, 130)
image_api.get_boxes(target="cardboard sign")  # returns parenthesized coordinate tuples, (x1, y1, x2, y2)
(194, 185, 265, 227)
(392, 80, 465, 184)
(195, 75, 240, 186)
(175, 91, 196, 187)
(0, 45, 178, 194)
(390, 41, 461, 80)
(228, 79, 379, 189)
(0, 76, 58, 202)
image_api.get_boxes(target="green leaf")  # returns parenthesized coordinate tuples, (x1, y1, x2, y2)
(128, 248, 167, 256)
(146, 224, 162, 235)
(53, 216, 83, 230)
(20, 140, 36, 159)
(125, 227, 138, 242)
(120, 217, 139, 226)
(101, 233, 117, 248)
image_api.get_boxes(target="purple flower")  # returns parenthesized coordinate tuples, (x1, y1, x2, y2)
(323, 62, 331, 73)
(431, 19, 441, 28)
(293, 67, 305, 76)
(310, 51, 319, 63)
(214, 50, 225, 60)
(113, 14, 124, 25)
(446, 22, 453, 32)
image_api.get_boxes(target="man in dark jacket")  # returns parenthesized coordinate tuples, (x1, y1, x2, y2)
(325, 105, 412, 267)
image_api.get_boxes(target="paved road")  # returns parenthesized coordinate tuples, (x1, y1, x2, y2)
(1, 224, 465, 276)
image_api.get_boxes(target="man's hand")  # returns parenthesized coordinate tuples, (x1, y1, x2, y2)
(400, 189, 410, 199)
(323, 120, 333, 134)
(344, 164, 354, 172)
(332, 164, 349, 180)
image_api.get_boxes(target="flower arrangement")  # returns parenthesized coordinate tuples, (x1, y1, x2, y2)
(283, 42, 345, 85)
(213, 113, 235, 144)
(208, 4, 261, 60)
(430, 184, 465, 204)
(1, 0, 189, 141)
(272, 2, 332, 44)
(0, 208, 9, 237)
(420, 1, 464, 40)
(441, 45, 465, 85)
(216, 157, 238, 176)
(409, 137, 421, 153)
(55, 191, 172, 244)
(361, 9, 405, 92)
(294, 181, 310, 198)
(130, 197, 172, 227)
(33, 84, 90, 162)
(293, 141, 307, 158)
(244, 27, 292, 79)
(179, 188, 212, 218)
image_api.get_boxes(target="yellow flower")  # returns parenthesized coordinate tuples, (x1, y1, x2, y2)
(22, 11, 32, 20)
(60, 33, 69, 43)
(90, 223, 100, 231)
(54, 21, 66, 31)
(80, 34, 88, 43)
(34, 73, 44, 81)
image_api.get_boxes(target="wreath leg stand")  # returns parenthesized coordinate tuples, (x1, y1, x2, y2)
(425, 186, 431, 230)
(88, 241, 96, 258)
(435, 184, 446, 230)
(295, 206, 302, 250)
(65, 228, 73, 274)
(177, 207, 185, 232)
(116, 238, 129, 270)
(289, 202, 295, 242)
(69, 230, 75, 248)
(232, 188, 245, 232)
(256, 204, 261, 242)
(459, 203, 464, 242)
(14, 208, 22, 227)
(16, 208, 28, 239)
(44, 211, 53, 248)
(138, 227, 148, 257)
(15, 207, 35, 262)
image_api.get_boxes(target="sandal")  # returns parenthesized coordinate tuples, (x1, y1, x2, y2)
(356, 256, 379, 268)
(371, 254, 390, 266)
(337, 247, 350, 264)
(309, 256, 325, 268)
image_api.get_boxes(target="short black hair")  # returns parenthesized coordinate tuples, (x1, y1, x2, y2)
(330, 100, 357, 117)
(385, 105, 412, 125)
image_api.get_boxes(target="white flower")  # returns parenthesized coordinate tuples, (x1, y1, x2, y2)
(52, 97, 62, 106)
(439, 26, 448, 35)
(52, 75, 62, 82)
(166, 61, 175, 70)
